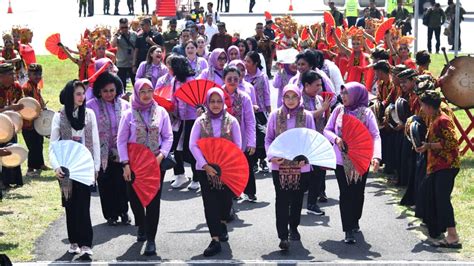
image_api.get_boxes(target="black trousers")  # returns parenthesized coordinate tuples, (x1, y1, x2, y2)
(141, 0, 149, 14)
(397, 134, 414, 186)
(114, 0, 120, 13)
(272, 171, 310, 240)
(127, 0, 134, 13)
(243, 151, 256, 196)
(65, 180, 93, 247)
(427, 26, 441, 53)
(171, 122, 185, 176)
(307, 167, 325, 206)
(97, 161, 128, 220)
(381, 129, 396, 173)
(104, 0, 110, 13)
(117, 67, 135, 92)
(249, 0, 255, 12)
(22, 128, 45, 170)
(224, 0, 230, 12)
(79, 2, 87, 16)
(335, 165, 368, 232)
(255, 112, 267, 161)
(87, 0, 94, 15)
(183, 120, 198, 181)
(347, 17, 357, 27)
(217, 0, 223, 12)
(127, 170, 165, 241)
(197, 170, 233, 237)
(0, 135, 23, 186)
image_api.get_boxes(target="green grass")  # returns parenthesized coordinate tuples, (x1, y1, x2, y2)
(1, 54, 473, 261)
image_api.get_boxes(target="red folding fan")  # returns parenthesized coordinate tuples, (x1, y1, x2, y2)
(324, 11, 335, 29)
(128, 143, 161, 207)
(341, 114, 374, 176)
(57, 48, 68, 60)
(175, 79, 222, 108)
(45, 33, 63, 56)
(300, 27, 309, 41)
(154, 85, 175, 112)
(375, 17, 395, 44)
(197, 138, 249, 196)
(264, 11, 272, 20)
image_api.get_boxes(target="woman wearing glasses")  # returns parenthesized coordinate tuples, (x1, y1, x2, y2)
(199, 48, 227, 86)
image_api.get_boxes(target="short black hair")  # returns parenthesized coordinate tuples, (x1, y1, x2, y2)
(119, 18, 128, 24)
(223, 65, 241, 78)
(416, 50, 431, 66)
(373, 60, 391, 74)
(301, 70, 322, 86)
(419, 90, 441, 109)
(92, 72, 124, 99)
(296, 49, 318, 69)
(141, 18, 152, 25)
(256, 22, 263, 27)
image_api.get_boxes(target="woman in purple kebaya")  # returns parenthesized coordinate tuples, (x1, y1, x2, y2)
(185, 40, 208, 78)
(265, 84, 315, 252)
(189, 87, 242, 257)
(324, 82, 381, 245)
(117, 78, 173, 256)
(135, 45, 168, 89)
(87, 72, 131, 227)
(198, 48, 227, 86)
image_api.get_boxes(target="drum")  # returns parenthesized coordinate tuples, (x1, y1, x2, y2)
(395, 97, 410, 124)
(369, 99, 385, 129)
(0, 144, 28, 168)
(440, 56, 474, 109)
(385, 103, 399, 129)
(34, 109, 55, 136)
(0, 114, 15, 144)
(409, 118, 427, 148)
(3, 111, 23, 133)
(17, 97, 41, 121)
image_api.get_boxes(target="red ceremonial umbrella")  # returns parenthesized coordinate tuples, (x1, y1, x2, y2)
(341, 114, 374, 176)
(197, 137, 249, 196)
(128, 143, 161, 207)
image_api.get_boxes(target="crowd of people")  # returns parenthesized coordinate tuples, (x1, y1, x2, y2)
(0, 0, 465, 261)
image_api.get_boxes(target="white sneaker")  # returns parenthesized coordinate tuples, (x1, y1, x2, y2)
(68, 243, 81, 254)
(80, 246, 93, 256)
(171, 174, 188, 188)
(188, 181, 200, 190)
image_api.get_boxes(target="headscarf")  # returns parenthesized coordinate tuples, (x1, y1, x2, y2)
(281, 84, 303, 116)
(95, 57, 118, 73)
(228, 59, 246, 76)
(283, 64, 297, 76)
(208, 48, 227, 70)
(342, 82, 368, 111)
(59, 80, 86, 131)
(227, 45, 241, 61)
(132, 78, 154, 111)
(205, 87, 226, 119)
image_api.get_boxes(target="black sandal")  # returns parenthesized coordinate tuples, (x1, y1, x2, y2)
(431, 238, 462, 249)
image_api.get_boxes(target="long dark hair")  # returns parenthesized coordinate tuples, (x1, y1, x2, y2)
(92, 72, 124, 99)
(245, 37, 259, 53)
(59, 80, 86, 131)
(170, 55, 195, 83)
(233, 39, 249, 58)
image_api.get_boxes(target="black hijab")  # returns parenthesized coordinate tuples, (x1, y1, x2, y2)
(59, 80, 86, 131)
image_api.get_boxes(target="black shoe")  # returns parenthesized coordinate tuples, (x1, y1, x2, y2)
(252, 164, 259, 173)
(353, 222, 360, 233)
(246, 194, 257, 202)
(318, 192, 328, 203)
(279, 239, 290, 250)
(219, 223, 229, 242)
(143, 240, 156, 256)
(307, 204, 325, 216)
(137, 226, 146, 242)
(260, 160, 269, 173)
(344, 231, 356, 244)
(289, 228, 300, 241)
(107, 218, 118, 226)
(203, 240, 221, 257)
(120, 213, 131, 225)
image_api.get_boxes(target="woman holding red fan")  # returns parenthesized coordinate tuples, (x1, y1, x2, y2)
(301, 70, 332, 216)
(324, 82, 381, 244)
(222, 65, 257, 201)
(117, 78, 173, 256)
(265, 84, 316, 251)
(189, 87, 242, 257)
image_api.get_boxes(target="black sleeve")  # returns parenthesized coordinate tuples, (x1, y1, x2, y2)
(153, 33, 164, 46)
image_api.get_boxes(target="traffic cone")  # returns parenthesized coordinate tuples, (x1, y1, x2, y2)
(7, 0, 13, 13)
(288, 0, 293, 11)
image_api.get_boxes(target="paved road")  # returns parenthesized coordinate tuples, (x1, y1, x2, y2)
(34, 168, 456, 262)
